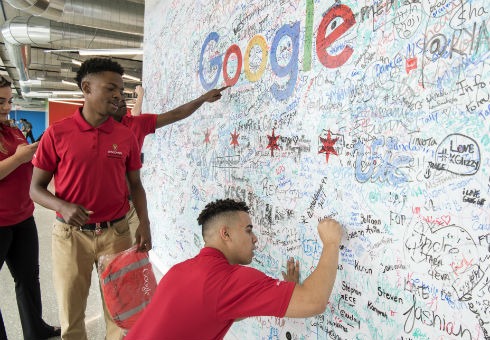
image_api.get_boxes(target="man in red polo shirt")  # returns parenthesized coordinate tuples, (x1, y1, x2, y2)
(112, 85, 228, 239)
(125, 199, 342, 340)
(30, 58, 151, 340)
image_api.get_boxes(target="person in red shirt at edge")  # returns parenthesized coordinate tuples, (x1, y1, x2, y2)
(0, 76, 61, 339)
(29, 58, 152, 340)
(125, 198, 343, 340)
(111, 85, 228, 241)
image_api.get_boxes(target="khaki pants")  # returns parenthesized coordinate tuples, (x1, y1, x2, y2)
(126, 200, 140, 244)
(52, 218, 132, 340)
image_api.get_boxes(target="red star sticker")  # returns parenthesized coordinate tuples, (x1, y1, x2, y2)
(230, 129, 240, 149)
(203, 129, 211, 144)
(266, 128, 280, 156)
(318, 130, 338, 163)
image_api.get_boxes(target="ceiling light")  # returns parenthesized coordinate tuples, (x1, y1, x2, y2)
(44, 49, 78, 53)
(50, 91, 83, 96)
(24, 91, 83, 98)
(78, 48, 143, 56)
(122, 74, 141, 81)
(62, 80, 78, 87)
(48, 99, 84, 106)
(19, 79, 42, 86)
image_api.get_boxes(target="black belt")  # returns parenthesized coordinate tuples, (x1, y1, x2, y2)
(55, 216, 125, 231)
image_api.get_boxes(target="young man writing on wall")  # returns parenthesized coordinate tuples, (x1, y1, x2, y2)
(30, 58, 151, 340)
(126, 198, 342, 340)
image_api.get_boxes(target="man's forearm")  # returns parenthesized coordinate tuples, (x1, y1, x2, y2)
(30, 184, 65, 213)
(285, 242, 340, 318)
(301, 243, 340, 307)
(130, 184, 150, 225)
(131, 98, 143, 116)
(155, 97, 205, 128)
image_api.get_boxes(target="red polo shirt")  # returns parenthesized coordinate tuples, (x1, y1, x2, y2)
(125, 247, 296, 340)
(120, 114, 157, 151)
(32, 108, 142, 223)
(0, 124, 34, 226)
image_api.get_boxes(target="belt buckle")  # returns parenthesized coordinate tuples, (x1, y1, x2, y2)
(95, 222, 103, 235)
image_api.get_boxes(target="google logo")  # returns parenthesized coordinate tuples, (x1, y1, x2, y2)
(199, 3, 356, 101)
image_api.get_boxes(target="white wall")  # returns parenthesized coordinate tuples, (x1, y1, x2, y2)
(142, 0, 490, 338)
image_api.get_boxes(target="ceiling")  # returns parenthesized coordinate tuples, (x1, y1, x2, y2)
(0, 0, 145, 110)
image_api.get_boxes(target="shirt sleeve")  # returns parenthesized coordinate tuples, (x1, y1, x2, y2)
(126, 133, 143, 172)
(216, 266, 296, 320)
(32, 126, 58, 172)
(136, 114, 157, 135)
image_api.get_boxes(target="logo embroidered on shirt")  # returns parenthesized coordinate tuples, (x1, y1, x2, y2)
(107, 143, 123, 159)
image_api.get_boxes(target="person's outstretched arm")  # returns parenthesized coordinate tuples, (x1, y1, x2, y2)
(155, 86, 229, 129)
(284, 218, 342, 317)
(131, 85, 144, 116)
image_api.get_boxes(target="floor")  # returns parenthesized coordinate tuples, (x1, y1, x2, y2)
(0, 203, 163, 340)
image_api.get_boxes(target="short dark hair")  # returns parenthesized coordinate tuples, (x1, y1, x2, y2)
(0, 75, 12, 88)
(75, 58, 124, 89)
(197, 199, 250, 226)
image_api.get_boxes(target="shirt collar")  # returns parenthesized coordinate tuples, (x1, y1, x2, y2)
(74, 107, 114, 133)
(200, 247, 226, 259)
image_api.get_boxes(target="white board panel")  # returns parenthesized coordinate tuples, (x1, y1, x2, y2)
(142, 1, 490, 339)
